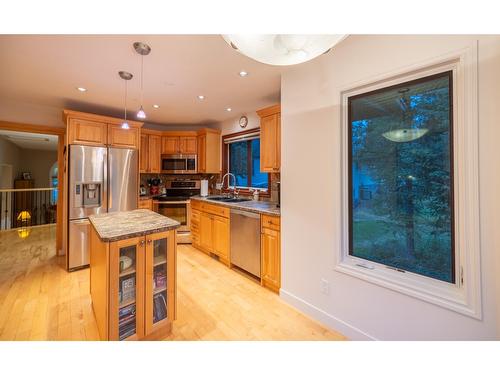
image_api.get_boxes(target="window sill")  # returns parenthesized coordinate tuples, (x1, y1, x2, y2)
(221, 188, 270, 197)
(335, 255, 480, 319)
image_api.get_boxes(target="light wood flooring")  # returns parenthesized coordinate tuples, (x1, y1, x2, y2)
(0, 225, 345, 340)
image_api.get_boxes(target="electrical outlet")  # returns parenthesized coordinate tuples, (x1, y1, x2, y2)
(215, 182, 223, 190)
(320, 278, 330, 295)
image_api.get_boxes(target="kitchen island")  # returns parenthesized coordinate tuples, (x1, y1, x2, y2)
(89, 209, 180, 341)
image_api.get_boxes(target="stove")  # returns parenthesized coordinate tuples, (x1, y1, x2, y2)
(153, 180, 201, 244)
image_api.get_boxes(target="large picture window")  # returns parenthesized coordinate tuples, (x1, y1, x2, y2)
(223, 130, 269, 192)
(348, 71, 455, 283)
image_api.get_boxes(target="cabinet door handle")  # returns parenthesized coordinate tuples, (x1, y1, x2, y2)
(147, 239, 152, 244)
(140, 240, 145, 246)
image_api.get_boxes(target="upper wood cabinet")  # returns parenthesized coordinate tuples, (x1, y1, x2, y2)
(179, 136, 197, 154)
(140, 134, 149, 173)
(161, 136, 197, 154)
(68, 118, 108, 146)
(108, 124, 140, 149)
(64, 110, 143, 148)
(161, 136, 179, 154)
(140, 132, 162, 173)
(197, 129, 221, 174)
(148, 135, 161, 173)
(257, 104, 281, 172)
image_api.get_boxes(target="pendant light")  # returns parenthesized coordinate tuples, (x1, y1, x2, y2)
(133, 42, 151, 119)
(222, 34, 347, 66)
(382, 88, 429, 143)
(119, 71, 133, 129)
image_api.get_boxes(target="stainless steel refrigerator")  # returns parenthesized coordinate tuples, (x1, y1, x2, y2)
(68, 145, 138, 270)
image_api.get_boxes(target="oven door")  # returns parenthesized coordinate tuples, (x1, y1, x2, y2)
(155, 201, 190, 232)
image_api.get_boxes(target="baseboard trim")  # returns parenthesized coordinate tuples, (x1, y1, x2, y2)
(280, 289, 377, 341)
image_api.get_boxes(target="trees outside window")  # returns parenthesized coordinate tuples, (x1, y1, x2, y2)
(348, 71, 454, 283)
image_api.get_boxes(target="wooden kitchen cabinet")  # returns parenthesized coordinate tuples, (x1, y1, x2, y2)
(140, 134, 149, 173)
(90, 227, 176, 341)
(257, 104, 281, 172)
(179, 136, 197, 154)
(199, 212, 213, 252)
(138, 199, 153, 210)
(109, 236, 145, 341)
(161, 136, 197, 154)
(196, 129, 221, 174)
(148, 135, 161, 173)
(190, 208, 201, 247)
(212, 215, 230, 262)
(108, 123, 140, 149)
(68, 118, 108, 146)
(161, 136, 179, 154)
(144, 230, 176, 337)
(140, 132, 162, 173)
(192, 201, 230, 265)
(261, 214, 281, 293)
(64, 110, 143, 148)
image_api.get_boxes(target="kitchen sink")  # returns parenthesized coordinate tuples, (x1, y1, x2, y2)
(207, 196, 231, 201)
(224, 198, 251, 203)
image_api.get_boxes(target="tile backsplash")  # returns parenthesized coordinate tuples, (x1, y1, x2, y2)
(140, 172, 280, 203)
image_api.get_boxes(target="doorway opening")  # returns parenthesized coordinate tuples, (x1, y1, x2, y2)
(0, 121, 65, 255)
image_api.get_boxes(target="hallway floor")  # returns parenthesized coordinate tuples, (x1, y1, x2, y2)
(0, 225, 344, 340)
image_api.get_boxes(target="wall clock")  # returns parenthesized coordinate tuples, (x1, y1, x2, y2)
(239, 115, 248, 128)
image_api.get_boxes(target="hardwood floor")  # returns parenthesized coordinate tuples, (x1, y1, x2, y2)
(0, 225, 345, 341)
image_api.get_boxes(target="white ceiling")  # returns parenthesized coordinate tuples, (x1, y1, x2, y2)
(0, 130, 58, 151)
(0, 35, 284, 126)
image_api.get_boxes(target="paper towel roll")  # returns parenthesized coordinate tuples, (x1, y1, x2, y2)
(200, 179, 209, 197)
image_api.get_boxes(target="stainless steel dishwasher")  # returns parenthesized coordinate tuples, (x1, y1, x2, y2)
(230, 209, 261, 277)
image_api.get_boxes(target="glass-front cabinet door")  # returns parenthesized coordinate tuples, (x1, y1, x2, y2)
(145, 230, 175, 336)
(109, 237, 145, 341)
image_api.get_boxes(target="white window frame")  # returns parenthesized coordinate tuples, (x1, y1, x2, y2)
(336, 44, 481, 319)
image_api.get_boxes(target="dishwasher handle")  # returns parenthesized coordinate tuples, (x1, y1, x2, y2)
(230, 209, 260, 219)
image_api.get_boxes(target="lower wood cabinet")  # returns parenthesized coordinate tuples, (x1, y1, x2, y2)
(138, 198, 153, 210)
(190, 201, 280, 293)
(261, 214, 281, 293)
(192, 201, 230, 265)
(90, 228, 176, 340)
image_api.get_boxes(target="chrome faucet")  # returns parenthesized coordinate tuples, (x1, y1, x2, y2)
(221, 173, 237, 197)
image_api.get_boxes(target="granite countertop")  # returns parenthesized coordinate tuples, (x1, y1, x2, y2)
(190, 196, 280, 216)
(89, 209, 180, 242)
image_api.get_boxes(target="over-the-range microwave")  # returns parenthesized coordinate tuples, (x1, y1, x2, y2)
(161, 154, 197, 174)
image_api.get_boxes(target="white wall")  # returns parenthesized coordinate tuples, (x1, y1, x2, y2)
(216, 112, 261, 136)
(0, 97, 65, 128)
(18, 149, 57, 188)
(280, 35, 500, 340)
(0, 136, 21, 188)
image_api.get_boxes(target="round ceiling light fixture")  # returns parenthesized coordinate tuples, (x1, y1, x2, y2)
(222, 34, 347, 66)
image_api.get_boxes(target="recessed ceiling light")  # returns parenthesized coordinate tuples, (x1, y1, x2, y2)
(226, 108, 232, 112)
(152, 104, 160, 109)
(77, 87, 87, 92)
(198, 95, 205, 100)
(239, 71, 248, 77)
